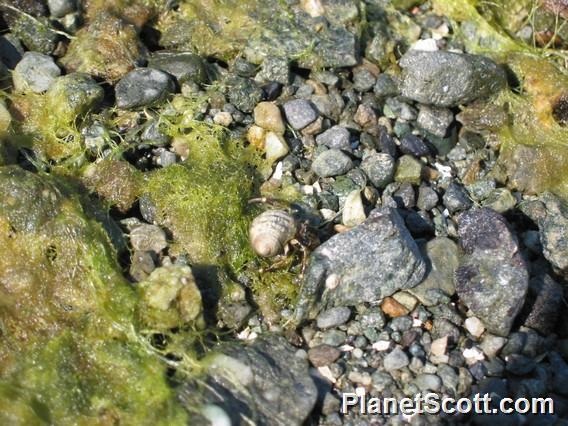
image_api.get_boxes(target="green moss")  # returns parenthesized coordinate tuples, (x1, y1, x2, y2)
(249, 258, 300, 324)
(157, 0, 261, 61)
(9, 74, 103, 166)
(144, 99, 261, 271)
(0, 166, 188, 425)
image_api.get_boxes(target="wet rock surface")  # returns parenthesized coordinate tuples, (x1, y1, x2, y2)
(2, 0, 568, 425)
(178, 335, 317, 426)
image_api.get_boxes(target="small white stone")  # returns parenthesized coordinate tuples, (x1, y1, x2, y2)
(352, 348, 364, 359)
(0, 100, 11, 133)
(320, 209, 337, 221)
(201, 404, 232, 426)
(372, 340, 391, 351)
(463, 347, 485, 365)
(301, 185, 315, 195)
(411, 38, 439, 52)
(317, 366, 336, 383)
(339, 344, 354, 352)
(430, 336, 448, 357)
(264, 132, 289, 162)
(464, 317, 486, 338)
(342, 190, 366, 227)
(301, 0, 325, 17)
(325, 273, 341, 290)
(270, 161, 284, 181)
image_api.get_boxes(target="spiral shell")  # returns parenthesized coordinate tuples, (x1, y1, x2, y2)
(249, 209, 297, 257)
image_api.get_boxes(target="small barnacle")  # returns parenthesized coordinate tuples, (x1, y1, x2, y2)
(249, 209, 297, 258)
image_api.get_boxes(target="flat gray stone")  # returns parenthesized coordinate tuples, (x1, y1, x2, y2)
(177, 335, 317, 426)
(400, 50, 506, 107)
(13, 51, 60, 93)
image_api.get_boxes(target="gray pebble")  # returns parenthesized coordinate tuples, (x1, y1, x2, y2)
(311, 149, 354, 177)
(13, 52, 60, 93)
(283, 99, 319, 130)
(317, 307, 352, 329)
(361, 152, 395, 189)
(116, 68, 174, 109)
(315, 126, 351, 151)
(384, 347, 410, 371)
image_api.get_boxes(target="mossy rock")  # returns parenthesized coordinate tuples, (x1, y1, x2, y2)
(0, 165, 188, 424)
(61, 12, 146, 81)
(137, 265, 205, 331)
(157, 0, 358, 69)
(143, 120, 259, 270)
(9, 73, 103, 162)
(83, 159, 142, 213)
(433, 0, 568, 200)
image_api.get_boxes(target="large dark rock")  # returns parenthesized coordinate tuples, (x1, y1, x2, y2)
(295, 207, 426, 321)
(399, 50, 506, 107)
(538, 192, 568, 276)
(455, 209, 529, 336)
(178, 334, 317, 426)
(522, 273, 563, 335)
(148, 51, 208, 85)
(115, 68, 174, 109)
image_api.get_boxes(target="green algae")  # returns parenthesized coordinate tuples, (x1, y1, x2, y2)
(156, 0, 358, 69)
(0, 166, 189, 425)
(143, 94, 306, 323)
(8, 73, 103, 166)
(433, 0, 568, 200)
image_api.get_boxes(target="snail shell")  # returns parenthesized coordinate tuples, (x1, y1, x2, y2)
(249, 209, 297, 257)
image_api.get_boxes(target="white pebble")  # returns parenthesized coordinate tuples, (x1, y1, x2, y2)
(342, 190, 366, 227)
(464, 317, 486, 338)
(213, 111, 233, 127)
(264, 132, 289, 162)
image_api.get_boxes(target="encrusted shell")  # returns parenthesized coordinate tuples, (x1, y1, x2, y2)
(249, 209, 297, 257)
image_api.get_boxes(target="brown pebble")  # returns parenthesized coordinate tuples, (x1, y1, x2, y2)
(308, 345, 341, 367)
(381, 297, 410, 318)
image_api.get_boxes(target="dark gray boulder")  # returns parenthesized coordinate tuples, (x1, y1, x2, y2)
(295, 207, 426, 321)
(178, 334, 317, 426)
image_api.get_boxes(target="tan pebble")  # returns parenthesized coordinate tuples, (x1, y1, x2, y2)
(247, 125, 266, 150)
(381, 297, 410, 317)
(430, 336, 448, 357)
(254, 102, 285, 134)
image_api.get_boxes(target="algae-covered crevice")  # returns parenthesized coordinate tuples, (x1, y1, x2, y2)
(433, 0, 568, 200)
(0, 166, 189, 425)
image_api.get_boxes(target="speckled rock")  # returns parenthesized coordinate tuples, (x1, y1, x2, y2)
(400, 50, 506, 107)
(295, 207, 426, 321)
(178, 335, 318, 426)
(455, 209, 529, 336)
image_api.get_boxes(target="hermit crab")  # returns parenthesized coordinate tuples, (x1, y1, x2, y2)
(248, 198, 320, 274)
